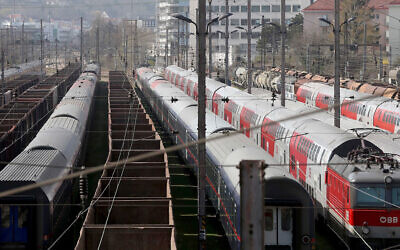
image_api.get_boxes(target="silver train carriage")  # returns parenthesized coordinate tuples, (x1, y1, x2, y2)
(164, 65, 400, 249)
(137, 67, 315, 250)
(0, 65, 98, 249)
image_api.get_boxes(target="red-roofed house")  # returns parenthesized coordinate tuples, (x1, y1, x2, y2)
(302, 0, 390, 47)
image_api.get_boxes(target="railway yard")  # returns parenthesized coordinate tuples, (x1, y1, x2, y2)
(2, 2, 400, 249)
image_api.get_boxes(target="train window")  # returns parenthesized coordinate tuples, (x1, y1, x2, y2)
(281, 209, 292, 231)
(392, 188, 400, 206)
(18, 207, 28, 228)
(1, 205, 10, 228)
(347, 186, 350, 203)
(356, 186, 385, 207)
(264, 209, 273, 231)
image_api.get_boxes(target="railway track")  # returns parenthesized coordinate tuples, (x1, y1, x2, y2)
(76, 71, 175, 250)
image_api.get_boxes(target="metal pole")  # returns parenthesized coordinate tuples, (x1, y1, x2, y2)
(123, 24, 127, 72)
(240, 160, 265, 250)
(334, 0, 340, 128)
(306, 44, 310, 72)
(134, 20, 138, 68)
(178, 20, 181, 67)
(96, 26, 100, 67)
(166, 28, 169, 67)
(344, 12, 348, 78)
(362, 22, 366, 82)
(80, 17, 83, 70)
(56, 38, 58, 73)
(224, 0, 229, 85)
(198, 0, 207, 248)
(261, 15, 265, 70)
(317, 45, 320, 74)
(208, 0, 212, 78)
(40, 19, 43, 75)
(379, 44, 383, 80)
(281, 0, 286, 106)
(196, 8, 199, 73)
(21, 21, 24, 63)
(247, 0, 252, 94)
(1, 50, 4, 105)
(186, 20, 189, 69)
(272, 29, 276, 68)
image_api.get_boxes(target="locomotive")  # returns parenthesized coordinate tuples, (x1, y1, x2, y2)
(164, 65, 400, 249)
(136, 67, 315, 250)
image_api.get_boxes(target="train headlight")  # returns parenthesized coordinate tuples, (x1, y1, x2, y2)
(301, 235, 311, 245)
(362, 222, 370, 235)
(385, 176, 393, 185)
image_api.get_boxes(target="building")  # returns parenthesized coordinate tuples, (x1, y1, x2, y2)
(187, 0, 311, 69)
(388, 0, 400, 64)
(303, 0, 392, 48)
(156, 0, 190, 67)
(137, 17, 157, 32)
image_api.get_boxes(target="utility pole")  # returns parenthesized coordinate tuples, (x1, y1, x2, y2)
(247, 0, 252, 94)
(196, 8, 199, 73)
(334, 0, 340, 128)
(40, 19, 43, 76)
(344, 13, 349, 78)
(134, 20, 138, 68)
(165, 28, 169, 67)
(208, 0, 212, 78)
(55, 38, 58, 73)
(186, 20, 189, 69)
(272, 29, 276, 68)
(21, 21, 24, 63)
(64, 42, 67, 65)
(124, 25, 128, 72)
(240, 160, 265, 250)
(362, 22, 367, 82)
(379, 44, 383, 80)
(1, 50, 4, 105)
(306, 44, 310, 72)
(178, 20, 181, 67)
(96, 26, 100, 68)
(281, 0, 286, 106)
(224, 0, 229, 85)
(198, 0, 207, 248)
(261, 15, 265, 70)
(80, 17, 83, 71)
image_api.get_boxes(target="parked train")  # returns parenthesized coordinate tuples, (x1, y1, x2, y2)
(136, 67, 315, 250)
(164, 65, 400, 249)
(296, 81, 400, 134)
(0, 63, 99, 249)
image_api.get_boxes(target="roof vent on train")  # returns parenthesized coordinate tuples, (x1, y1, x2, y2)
(53, 114, 79, 121)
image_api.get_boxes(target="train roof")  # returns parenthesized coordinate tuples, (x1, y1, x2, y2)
(329, 154, 400, 184)
(179, 106, 234, 137)
(0, 148, 69, 202)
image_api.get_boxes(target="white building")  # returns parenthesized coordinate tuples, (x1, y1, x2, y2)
(156, 0, 190, 67)
(188, 0, 311, 68)
(388, 0, 400, 66)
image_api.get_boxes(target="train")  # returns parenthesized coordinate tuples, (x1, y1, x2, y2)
(136, 67, 315, 250)
(164, 65, 400, 249)
(0, 63, 99, 249)
(295, 81, 400, 135)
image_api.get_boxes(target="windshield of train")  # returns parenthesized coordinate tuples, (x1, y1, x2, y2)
(356, 186, 385, 207)
(356, 185, 400, 207)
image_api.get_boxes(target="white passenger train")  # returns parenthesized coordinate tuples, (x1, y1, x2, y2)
(136, 68, 315, 250)
(164, 65, 400, 249)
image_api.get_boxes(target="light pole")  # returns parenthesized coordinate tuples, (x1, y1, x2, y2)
(319, 16, 355, 128)
(217, 29, 237, 85)
(236, 24, 262, 94)
(208, 0, 212, 77)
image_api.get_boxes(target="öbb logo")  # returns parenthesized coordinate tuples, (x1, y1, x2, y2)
(380, 216, 398, 224)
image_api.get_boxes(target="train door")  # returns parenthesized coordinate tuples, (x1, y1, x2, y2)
(264, 207, 293, 249)
(0, 205, 29, 244)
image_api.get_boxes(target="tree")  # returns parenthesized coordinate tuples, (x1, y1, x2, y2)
(340, 0, 380, 45)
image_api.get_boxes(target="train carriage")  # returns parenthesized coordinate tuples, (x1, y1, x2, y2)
(160, 65, 400, 249)
(137, 68, 315, 250)
(0, 64, 99, 249)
